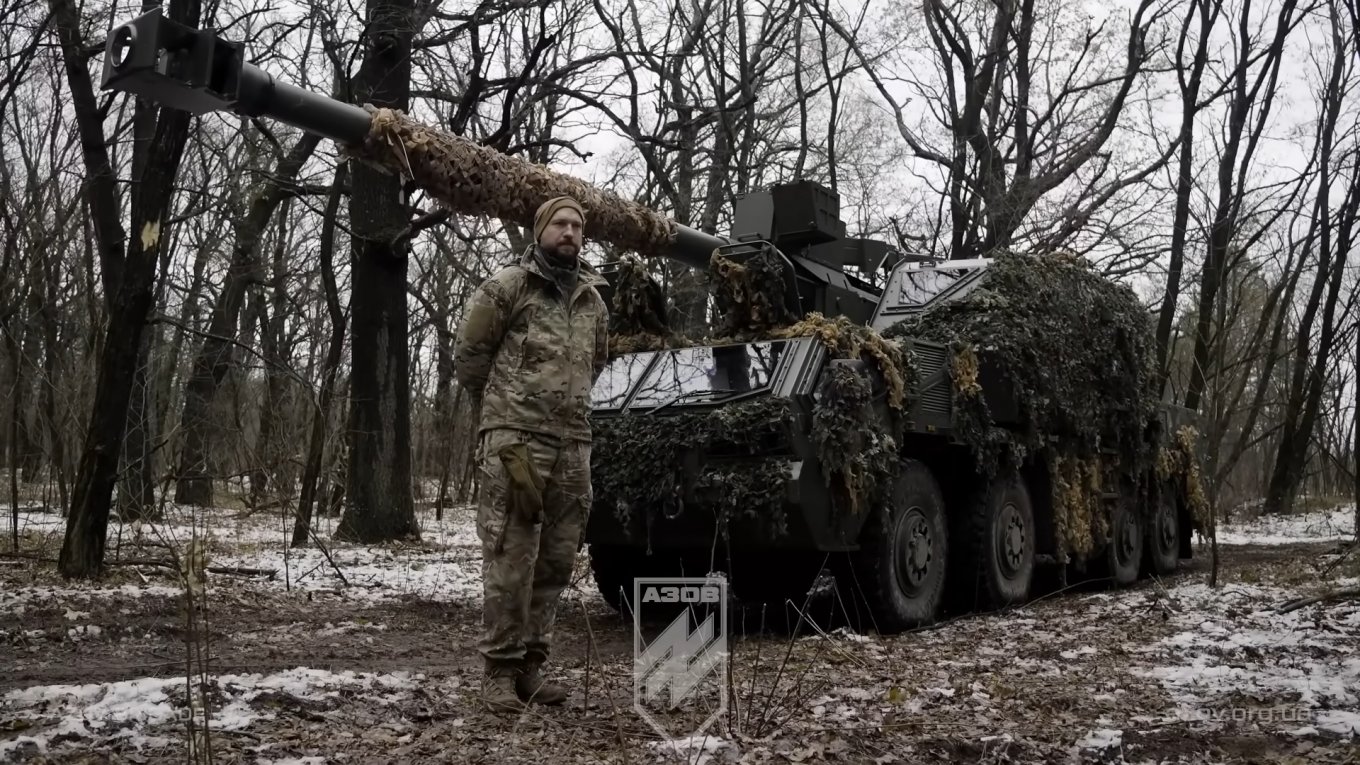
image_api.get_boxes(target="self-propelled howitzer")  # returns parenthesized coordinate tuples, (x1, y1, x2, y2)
(102, 8, 1205, 634)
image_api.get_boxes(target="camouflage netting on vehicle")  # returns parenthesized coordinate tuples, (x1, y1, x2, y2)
(606, 250, 915, 523)
(883, 249, 1159, 480)
(709, 247, 801, 337)
(1048, 450, 1112, 559)
(811, 363, 902, 516)
(606, 255, 692, 356)
(1158, 425, 1212, 531)
(765, 313, 912, 409)
(591, 397, 794, 542)
(351, 108, 676, 255)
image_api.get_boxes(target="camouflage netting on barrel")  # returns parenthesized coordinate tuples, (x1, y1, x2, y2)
(351, 107, 677, 255)
(591, 397, 794, 542)
(883, 249, 1159, 481)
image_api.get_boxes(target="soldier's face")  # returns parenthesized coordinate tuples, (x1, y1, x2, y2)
(540, 209, 583, 259)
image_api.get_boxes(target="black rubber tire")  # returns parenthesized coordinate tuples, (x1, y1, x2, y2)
(843, 460, 949, 633)
(970, 472, 1035, 611)
(588, 544, 635, 611)
(729, 552, 826, 606)
(588, 545, 707, 612)
(1144, 485, 1180, 576)
(1105, 493, 1143, 587)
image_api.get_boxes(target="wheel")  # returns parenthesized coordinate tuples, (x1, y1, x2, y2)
(588, 545, 707, 611)
(841, 460, 948, 633)
(729, 551, 826, 607)
(1144, 483, 1180, 576)
(968, 471, 1035, 611)
(1105, 493, 1142, 587)
(588, 544, 635, 611)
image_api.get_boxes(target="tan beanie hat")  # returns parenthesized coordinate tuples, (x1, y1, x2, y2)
(534, 196, 586, 241)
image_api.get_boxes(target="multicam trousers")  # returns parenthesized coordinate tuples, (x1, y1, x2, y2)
(475, 427, 592, 665)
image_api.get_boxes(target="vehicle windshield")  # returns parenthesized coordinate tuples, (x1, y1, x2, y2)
(590, 341, 787, 411)
(890, 267, 962, 306)
(590, 351, 658, 409)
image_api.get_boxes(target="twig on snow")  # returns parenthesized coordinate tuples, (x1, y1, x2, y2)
(101, 558, 278, 579)
(307, 525, 349, 587)
(1320, 540, 1357, 578)
(1276, 586, 1360, 614)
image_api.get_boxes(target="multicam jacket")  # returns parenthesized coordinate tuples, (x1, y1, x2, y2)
(454, 247, 610, 443)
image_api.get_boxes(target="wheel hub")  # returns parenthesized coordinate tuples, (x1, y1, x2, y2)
(1118, 509, 1138, 561)
(1158, 502, 1176, 550)
(996, 503, 1027, 576)
(895, 508, 933, 593)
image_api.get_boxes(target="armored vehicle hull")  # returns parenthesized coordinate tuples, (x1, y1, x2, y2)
(584, 252, 1206, 631)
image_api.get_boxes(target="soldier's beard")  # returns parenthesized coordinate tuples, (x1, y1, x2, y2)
(548, 242, 578, 260)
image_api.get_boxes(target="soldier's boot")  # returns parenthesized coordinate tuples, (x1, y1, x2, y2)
(515, 661, 567, 705)
(481, 660, 525, 714)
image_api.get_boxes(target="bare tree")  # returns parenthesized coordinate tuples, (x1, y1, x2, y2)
(819, 0, 1180, 261)
(173, 126, 323, 507)
(1264, 0, 1359, 515)
(1183, 0, 1313, 417)
(1154, 0, 1225, 386)
(332, 0, 424, 543)
(52, 0, 199, 578)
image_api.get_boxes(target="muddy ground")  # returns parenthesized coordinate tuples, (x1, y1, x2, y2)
(1, 503, 1357, 764)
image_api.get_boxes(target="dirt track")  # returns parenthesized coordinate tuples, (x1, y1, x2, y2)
(2, 522, 1358, 764)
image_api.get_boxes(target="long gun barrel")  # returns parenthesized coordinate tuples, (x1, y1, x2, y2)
(100, 8, 729, 270)
(101, 9, 897, 324)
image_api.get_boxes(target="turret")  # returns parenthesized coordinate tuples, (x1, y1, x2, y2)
(101, 9, 900, 325)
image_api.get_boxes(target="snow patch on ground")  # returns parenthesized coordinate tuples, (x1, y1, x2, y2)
(1075, 727, 1123, 750)
(6, 493, 1359, 759)
(1132, 580, 1360, 738)
(0, 667, 422, 759)
(1216, 504, 1355, 545)
(6, 505, 489, 605)
(647, 734, 732, 764)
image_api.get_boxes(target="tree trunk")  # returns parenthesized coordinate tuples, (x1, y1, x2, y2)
(258, 205, 295, 503)
(175, 132, 322, 506)
(1263, 8, 1351, 517)
(1184, 0, 1297, 413)
(153, 235, 212, 469)
(1264, 193, 1354, 515)
(334, 0, 419, 543)
(57, 0, 198, 580)
(1155, 0, 1218, 391)
(60, 152, 191, 576)
(115, 332, 157, 521)
(294, 165, 349, 547)
(1353, 324, 1358, 541)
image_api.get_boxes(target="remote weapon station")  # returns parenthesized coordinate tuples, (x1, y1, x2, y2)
(102, 10, 1205, 632)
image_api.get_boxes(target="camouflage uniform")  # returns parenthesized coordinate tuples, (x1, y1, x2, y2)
(454, 242, 609, 709)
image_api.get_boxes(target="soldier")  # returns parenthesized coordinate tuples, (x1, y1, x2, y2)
(453, 196, 610, 713)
